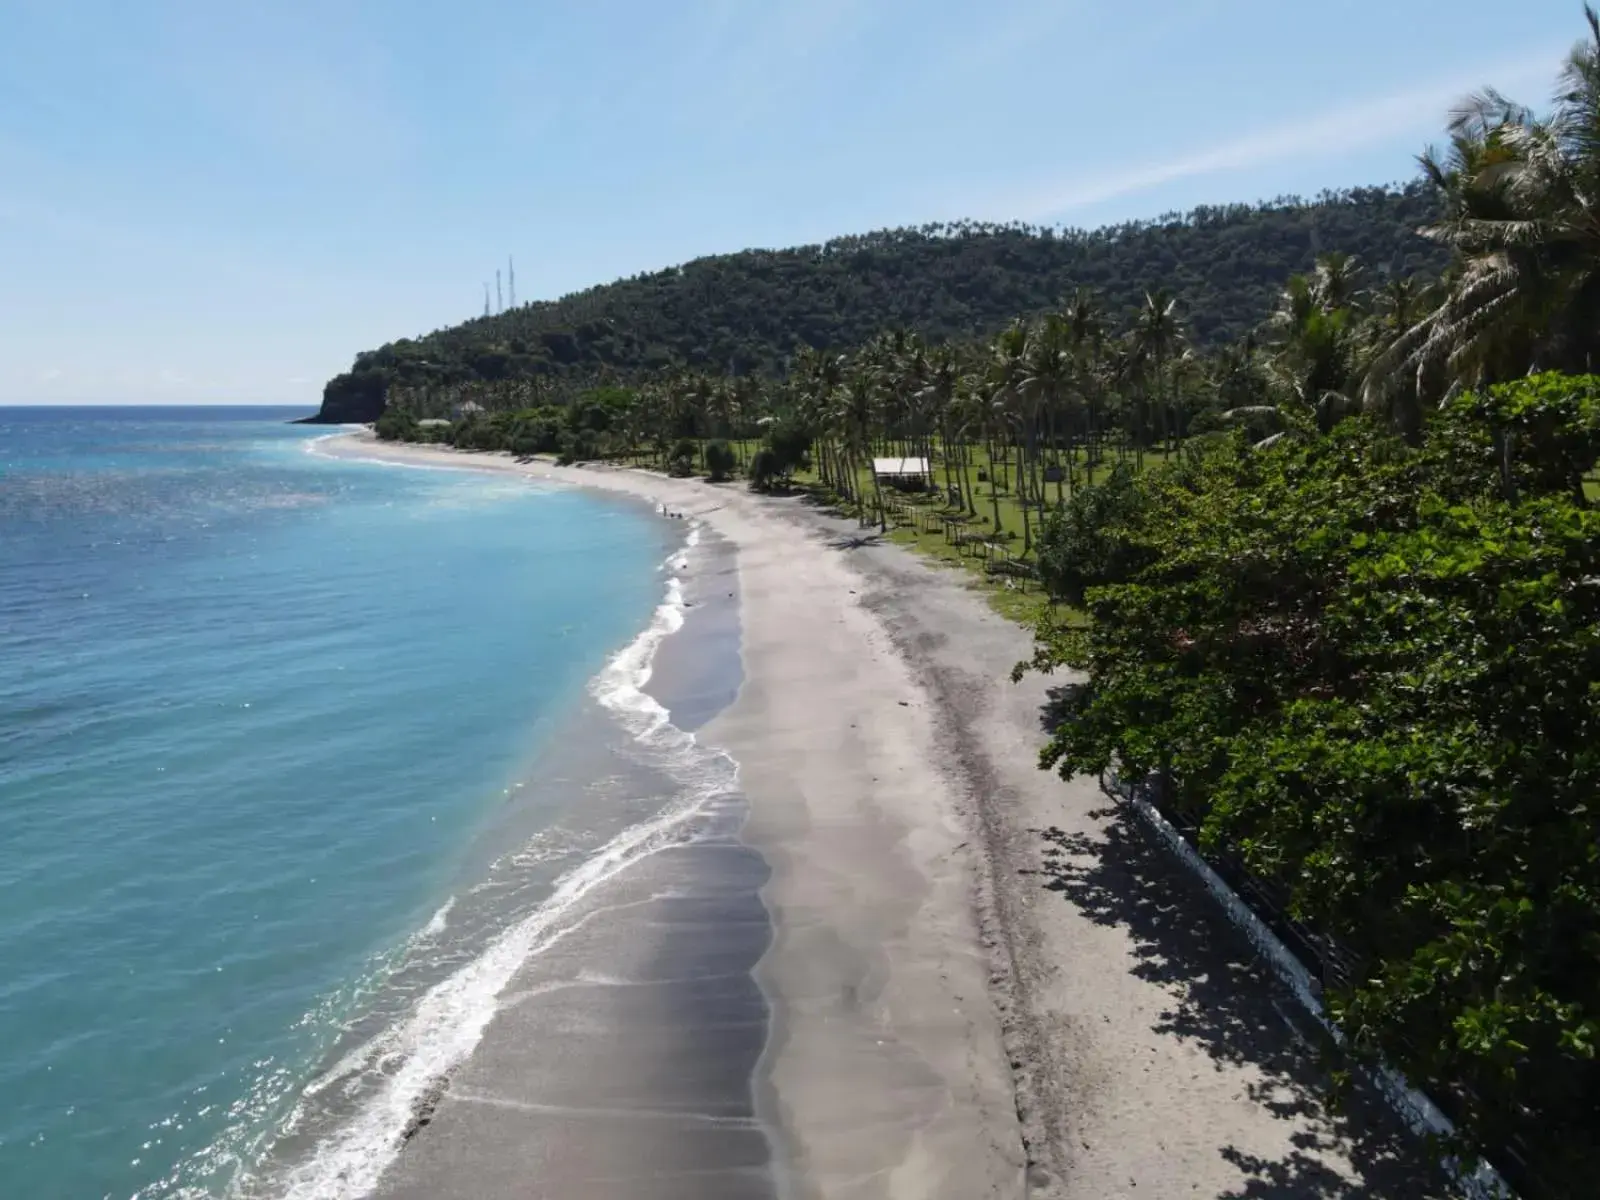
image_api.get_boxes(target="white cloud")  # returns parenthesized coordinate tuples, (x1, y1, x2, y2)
(998, 49, 1565, 222)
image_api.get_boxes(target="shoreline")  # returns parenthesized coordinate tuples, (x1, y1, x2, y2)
(318, 434, 1022, 1198)
(317, 432, 1441, 1199)
(259, 484, 749, 1200)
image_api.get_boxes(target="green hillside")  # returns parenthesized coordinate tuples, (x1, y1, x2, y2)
(314, 183, 1443, 423)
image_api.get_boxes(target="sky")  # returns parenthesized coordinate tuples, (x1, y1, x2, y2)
(0, 1, 1582, 406)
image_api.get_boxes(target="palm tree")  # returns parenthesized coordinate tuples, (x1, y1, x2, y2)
(950, 373, 984, 517)
(1367, 9, 1600, 420)
(1308, 250, 1365, 311)
(988, 321, 1033, 550)
(1212, 333, 1269, 418)
(1168, 347, 1209, 440)
(897, 338, 937, 467)
(1362, 275, 1441, 440)
(839, 365, 885, 530)
(1131, 289, 1184, 459)
(794, 347, 848, 498)
(1265, 261, 1366, 432)
(1021, 313, 1075, 504)
(1063, 288, 1109, 481)
(728, 375, 763, 469)
(919, 346, 970, 508)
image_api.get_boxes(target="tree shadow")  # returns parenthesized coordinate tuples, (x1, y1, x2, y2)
(1039, 683, 1085, 732)
(1215, 1136, 1412, 1200)
(827, 532, 885, 550)
(1025, 807, 1447, 1198)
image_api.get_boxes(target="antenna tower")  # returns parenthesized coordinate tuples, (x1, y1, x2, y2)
(508, 257, 516, 308)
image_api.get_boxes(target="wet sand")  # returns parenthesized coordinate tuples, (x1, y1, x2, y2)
(377, 792, 775, 1200)
(374, 523, 775, 1200)
(328, 434, 1441, 1200)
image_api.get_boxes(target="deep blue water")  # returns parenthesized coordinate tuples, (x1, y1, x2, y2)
(0, 408, 672, 1198)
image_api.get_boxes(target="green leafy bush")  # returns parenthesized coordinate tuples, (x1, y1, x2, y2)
(766, 423, 813, 475)
(555, 430, 598, 465)
(705, 439, 736, 482)
(1033, 464, 1147, 604)
(748, 447, 781, 492)
(1030, 375, 1600, 1189)
(373, 408, 417, 442)
(667, 438, 698, 477)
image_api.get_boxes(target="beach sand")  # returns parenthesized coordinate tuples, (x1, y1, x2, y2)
(323, 433, 1441, 1200)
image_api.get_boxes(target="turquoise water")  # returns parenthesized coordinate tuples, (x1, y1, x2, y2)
(0, 408, 674, 1199)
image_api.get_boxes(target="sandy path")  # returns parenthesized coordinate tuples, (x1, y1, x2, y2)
(320, 434, 1440, 1199)
(703, 497, 1022, 1200)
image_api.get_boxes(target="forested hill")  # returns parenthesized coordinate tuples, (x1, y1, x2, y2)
(314, 183, 1443, 423)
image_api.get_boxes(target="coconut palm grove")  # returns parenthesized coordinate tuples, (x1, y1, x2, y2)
(320, 12, 1600, 1195)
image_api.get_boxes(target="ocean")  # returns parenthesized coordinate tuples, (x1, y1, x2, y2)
(0, 407, 745, 1198)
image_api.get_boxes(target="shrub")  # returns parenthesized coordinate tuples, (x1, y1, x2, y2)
(748, 447, 780, 492)
(705, 439, 736, 482)
(1028, 377, 1600, 1187)
(667, 438, 698, 477)
(766, 423, 813, 475)
(1033, 465, 1147, 604)
(450, 415, 505, 451)
(374, 408, 417, 442)
(556, 430, 599, 465)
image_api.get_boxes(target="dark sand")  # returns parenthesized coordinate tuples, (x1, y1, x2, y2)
(329, 435, 1442, 1200)
(375, 527, 778, 1200)
(377, 799, 774, 1200)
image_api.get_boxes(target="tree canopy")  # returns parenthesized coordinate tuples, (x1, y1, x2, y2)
(1027, 377, 1600, 1197)
(314, 185, 1442, 423)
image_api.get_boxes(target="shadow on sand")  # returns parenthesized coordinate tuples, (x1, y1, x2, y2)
(826, 531, 886, 551)
(1023, 781, 1446, 1197)
(1038, 683, 1086, 733)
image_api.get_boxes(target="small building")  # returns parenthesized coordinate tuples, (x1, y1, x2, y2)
(452, 400, 485, 420)
(872, 456, 932, 490)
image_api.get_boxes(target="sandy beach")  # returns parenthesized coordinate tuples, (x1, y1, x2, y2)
(321, 432, 1441, 1200)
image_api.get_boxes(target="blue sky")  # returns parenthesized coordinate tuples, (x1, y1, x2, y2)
(0, 1, 1580, 406)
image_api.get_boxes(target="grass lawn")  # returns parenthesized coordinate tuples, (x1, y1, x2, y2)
(780, 441, 1164, 626)
(605, 437, 1170, 627)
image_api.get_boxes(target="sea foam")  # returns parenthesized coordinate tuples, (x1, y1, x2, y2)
(268, 522, 736, 1200)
